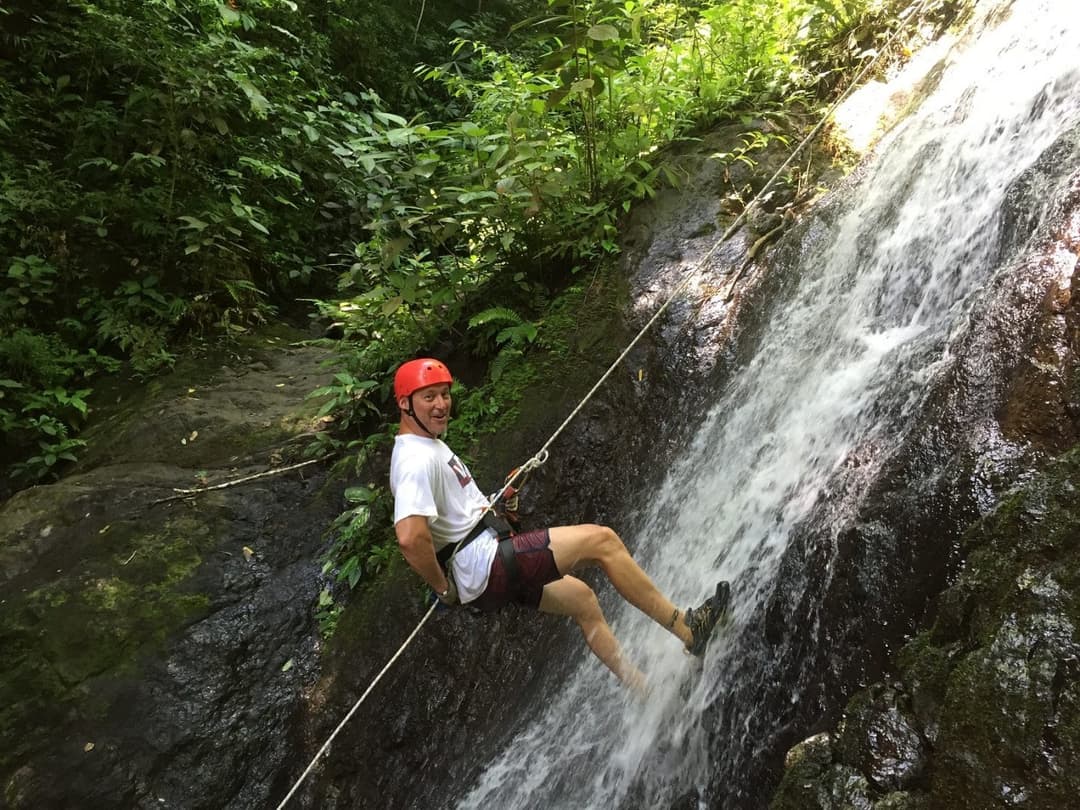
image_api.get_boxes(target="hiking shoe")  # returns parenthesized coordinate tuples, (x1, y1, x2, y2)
(685, 581, 732, 657)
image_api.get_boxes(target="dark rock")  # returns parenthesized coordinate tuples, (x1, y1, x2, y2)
(0, 339, 341, 808)
(771, 448, 1080, 810)
(835, 686, 926, 791)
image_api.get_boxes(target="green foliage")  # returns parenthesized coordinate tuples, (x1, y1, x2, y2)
(0, 329, 70, 389)
(82, 275, 188, 376)
(317, 0, 539, 113)
(0, 0, 531, 482)
(320, 483, 397, 589)
(314, 586, 344, 638)
(308, 370, 382, 428)
(8, 421, 87, 482)
(0, 328, 110, 485)
(468, 306, 539, 381)
(1, 256, 58, 324)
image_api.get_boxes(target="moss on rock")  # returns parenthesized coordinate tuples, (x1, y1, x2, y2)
(771, 448, 1080, 810)
(925, 449, 1080, 808)
(0, 513, 218, 774)
(769, 733, 836, 810)
(75, 330, 335, 472)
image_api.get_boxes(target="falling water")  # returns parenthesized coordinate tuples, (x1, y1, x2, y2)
(458, 1, 1080, 807)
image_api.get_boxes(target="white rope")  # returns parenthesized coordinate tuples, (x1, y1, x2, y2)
(274, 5, 928, 804)
(273, 602, 437, 810)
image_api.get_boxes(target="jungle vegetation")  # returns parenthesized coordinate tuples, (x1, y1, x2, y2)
(0, 0, 943, 585)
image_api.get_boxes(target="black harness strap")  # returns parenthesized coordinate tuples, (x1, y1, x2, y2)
(437, 512, 522, 597)
(497, 537, 522, 595)
(436, 511, 514, 568)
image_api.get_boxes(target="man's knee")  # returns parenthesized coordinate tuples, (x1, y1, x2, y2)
(557, 575, 602, 622)
(549, 524, 626, 573)
(539, 574, 601, 620)
(589, 524, 625, 561)
(573, 585, 603, 626)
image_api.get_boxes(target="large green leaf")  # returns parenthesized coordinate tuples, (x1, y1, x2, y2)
(587, 24, 619, 41)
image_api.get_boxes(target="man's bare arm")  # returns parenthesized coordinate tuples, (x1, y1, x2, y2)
(395, 515, 451, 593)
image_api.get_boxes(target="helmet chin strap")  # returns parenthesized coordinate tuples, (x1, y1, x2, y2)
(405, 395, 440, 437)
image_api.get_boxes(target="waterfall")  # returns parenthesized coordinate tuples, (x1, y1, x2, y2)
(458, 1, 1080, 807)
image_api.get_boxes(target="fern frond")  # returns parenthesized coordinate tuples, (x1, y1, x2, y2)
(468, 306, 522, 328)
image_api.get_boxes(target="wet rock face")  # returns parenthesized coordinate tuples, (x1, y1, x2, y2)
(918, 452, 1080, 808)
(0, 338, 342, 808)
(835, 687, 926, 792)
(744, 129, 1080, 810)
(765, 127, 1080, 810)
(996, 132, 1080, 454)
(772, 448, 1080, 810)
(775, 729, 931, 810)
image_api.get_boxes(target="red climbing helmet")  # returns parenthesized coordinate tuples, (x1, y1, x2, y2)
(394, 358, 453, 400)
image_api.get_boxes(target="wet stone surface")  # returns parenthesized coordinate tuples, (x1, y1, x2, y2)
(0, 335, 343, 808)
(835, 686, 926, 792)
(761, 116, 1080, 810)
(771, 448, 1080, 810)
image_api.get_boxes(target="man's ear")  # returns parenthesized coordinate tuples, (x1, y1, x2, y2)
(397, 395, 410, 412)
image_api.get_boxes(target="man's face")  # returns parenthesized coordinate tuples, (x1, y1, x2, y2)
(402, 383, 452, 434)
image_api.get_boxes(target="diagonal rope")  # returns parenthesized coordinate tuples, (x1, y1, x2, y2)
(275, 4, 929, 805)
(273, 604, 437, 810)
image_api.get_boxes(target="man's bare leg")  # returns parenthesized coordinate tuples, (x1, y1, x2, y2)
(538, 574, 647, 693)
(548, 524, 694, 649)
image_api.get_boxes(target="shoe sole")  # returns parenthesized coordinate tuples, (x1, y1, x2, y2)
(714, 580, 731, 616)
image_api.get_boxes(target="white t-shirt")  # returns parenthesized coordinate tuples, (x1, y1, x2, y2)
(389, 434, 498, 603)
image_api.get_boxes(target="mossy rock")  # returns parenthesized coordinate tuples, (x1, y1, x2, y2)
(0, 511, 218, 775)
(834, 686, 925, 792)
(769, 733, 835, 810)
(872, 792, 929, 810)
(75, 332, 335, 472)
(771, 758, 876, 810)
(926, 447, 1080, 807)
(772, 448, 1080, 810)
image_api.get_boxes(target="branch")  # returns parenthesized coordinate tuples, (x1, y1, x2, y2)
(152, 456, 334, 505)
(413, 0, 426, 44)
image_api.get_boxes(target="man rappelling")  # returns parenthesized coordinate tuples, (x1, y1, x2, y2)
(389, 357, 731, 691)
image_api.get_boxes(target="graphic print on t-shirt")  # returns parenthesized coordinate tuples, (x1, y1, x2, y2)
(447, 455, 472, 488)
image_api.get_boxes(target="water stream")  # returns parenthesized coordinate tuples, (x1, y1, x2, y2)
(458, 2, 1080, 807)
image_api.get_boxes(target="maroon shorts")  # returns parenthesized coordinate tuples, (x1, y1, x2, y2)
(471, 529, 562, 612)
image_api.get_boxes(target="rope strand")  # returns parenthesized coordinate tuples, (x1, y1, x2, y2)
(273, 604, 437, 810)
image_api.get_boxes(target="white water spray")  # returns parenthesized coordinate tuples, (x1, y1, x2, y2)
(460, 2, 1080, 807)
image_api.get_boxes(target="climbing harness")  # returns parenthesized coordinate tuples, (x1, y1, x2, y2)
(434, 509, 513, 569)
(274, 4, 931, 805)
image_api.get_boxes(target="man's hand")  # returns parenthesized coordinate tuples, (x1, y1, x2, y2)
(437, 578, 459, 606)
(496, 466, 527, 528)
